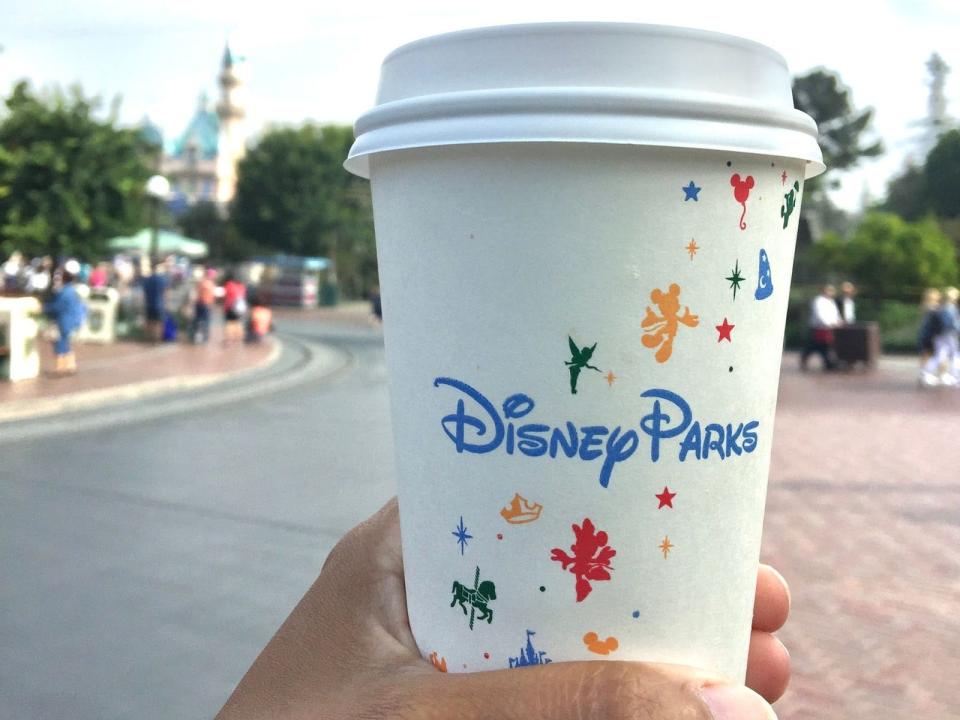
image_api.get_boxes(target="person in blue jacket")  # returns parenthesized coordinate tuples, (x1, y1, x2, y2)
(44, 259, 87, 375)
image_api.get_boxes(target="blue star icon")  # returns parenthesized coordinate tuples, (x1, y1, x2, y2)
(452, 516, 473, 555)
(682, 181, 701, 202)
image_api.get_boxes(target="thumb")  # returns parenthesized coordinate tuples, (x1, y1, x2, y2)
(422, 661, 776, 720)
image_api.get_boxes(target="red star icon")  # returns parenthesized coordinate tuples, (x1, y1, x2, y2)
(655, 486, 676, 509)
(716, 318, 735, 342)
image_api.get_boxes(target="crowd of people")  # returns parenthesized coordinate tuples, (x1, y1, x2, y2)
(800, 281, 857, 372)
(919, 286, 960, 387)
(1, 251, 273, 377)
(801, 280, 960, 387)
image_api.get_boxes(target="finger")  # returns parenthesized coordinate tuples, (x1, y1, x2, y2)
(418, 661, 776, 720)
(745, 630, 791, 703)
(317, 497, 419, 651)
(753, 564, 790, 632)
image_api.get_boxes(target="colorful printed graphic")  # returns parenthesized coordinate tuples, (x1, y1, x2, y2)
(729, 173, 755, 230)
(500, 493, 543, 524)
(656, 486, 676, 509)
(755, 249, 773, 300)
(686, 238, 700, 260)
(551, 518, 616, 602)
(641, 284, 700, 363)
(565, 336, 601, 395)
(781, 181, 800, 229)
(605, 370, 617, 386)
(452, 516, 473, 555)
(780, 170, 788, 185)
(716, 318, 735, 342)
(509, 630, 552, 668)
(726, 261, 745, 300)
(659, 536, 674, 559)
(451, 566, 497, 629)
(682, 180, 701, 201)
(583, 632, 619, 655)
(428, 651, 448, 672)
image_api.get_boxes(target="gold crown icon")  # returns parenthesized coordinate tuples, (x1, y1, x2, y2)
(500, 493, 543, 524)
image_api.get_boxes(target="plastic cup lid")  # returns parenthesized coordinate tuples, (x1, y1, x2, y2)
(345, 23, 824, 178)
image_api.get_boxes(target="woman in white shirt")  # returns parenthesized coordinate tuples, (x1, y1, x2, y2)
(801, 285, 841, 371)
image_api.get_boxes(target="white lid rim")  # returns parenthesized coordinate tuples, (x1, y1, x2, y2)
(345, 133, 826, 180)
(355, 88, 818, 137)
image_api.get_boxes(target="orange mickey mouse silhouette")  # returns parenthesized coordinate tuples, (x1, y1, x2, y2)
(641, 283, 699, 363)
(583, 632, 619, 655)
(730, 173, 755, 230)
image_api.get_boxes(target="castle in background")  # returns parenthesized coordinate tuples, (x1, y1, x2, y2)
(141, 44, 247, 214)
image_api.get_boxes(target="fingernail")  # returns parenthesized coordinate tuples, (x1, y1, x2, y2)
(699, 684, 778, 720)
(763, 563, 792, 612)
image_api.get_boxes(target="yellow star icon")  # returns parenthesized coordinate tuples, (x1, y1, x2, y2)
(659, 536, 674, 559)
(605, 370, 617, 387)
(685, 239, 699, 260)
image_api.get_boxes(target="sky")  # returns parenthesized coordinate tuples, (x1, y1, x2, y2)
(2, 0, 959, 212)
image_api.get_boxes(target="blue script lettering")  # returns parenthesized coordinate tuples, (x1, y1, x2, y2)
(639, 389, 692, 462)
(432, 377, 760, 488)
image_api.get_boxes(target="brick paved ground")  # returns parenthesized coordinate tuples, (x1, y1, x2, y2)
(764, 354, 960, 719)
(0, 329, 275, 420)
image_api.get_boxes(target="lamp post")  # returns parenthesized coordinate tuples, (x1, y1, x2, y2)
(145, 174, 170, 264)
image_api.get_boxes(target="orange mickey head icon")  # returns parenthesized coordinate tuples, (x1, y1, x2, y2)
(583, 631, 619, 655)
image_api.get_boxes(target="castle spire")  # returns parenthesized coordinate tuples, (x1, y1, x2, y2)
(215, 41, 247, 206)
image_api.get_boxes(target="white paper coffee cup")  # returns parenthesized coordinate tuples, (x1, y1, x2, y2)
(347, 22, 823, 682)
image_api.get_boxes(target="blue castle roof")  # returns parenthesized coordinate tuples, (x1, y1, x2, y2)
(138, 118, 164, 148)
(170, 94, 220, 160)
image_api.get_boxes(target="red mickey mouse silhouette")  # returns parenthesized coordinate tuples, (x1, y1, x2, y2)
(730, 173, 755, 230)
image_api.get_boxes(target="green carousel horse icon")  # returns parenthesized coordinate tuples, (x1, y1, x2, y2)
(451, 566, 497, 630)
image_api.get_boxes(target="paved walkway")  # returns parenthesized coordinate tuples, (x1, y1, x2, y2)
(764, 354, 960, 719)
(0, 330, 277, 422)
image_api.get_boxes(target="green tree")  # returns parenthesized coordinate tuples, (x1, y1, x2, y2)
(924, 129, 960, 219)
(0, 81, 154, 259)
(813, 212, 958, 298)
(231, 124, 377, 297)
(790, 69, 883, 281)
(882, 163, 928, 221)
(793, 70, 883, 181)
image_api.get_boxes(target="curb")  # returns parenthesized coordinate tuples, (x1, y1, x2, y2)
(0, 339, 282, 424)
(0, 334, 353, 444)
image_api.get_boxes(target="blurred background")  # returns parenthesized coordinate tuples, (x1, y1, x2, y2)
(0, 1, 958, 718)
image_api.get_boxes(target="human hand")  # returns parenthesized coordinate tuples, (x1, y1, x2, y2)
(218, 498, 790, 719)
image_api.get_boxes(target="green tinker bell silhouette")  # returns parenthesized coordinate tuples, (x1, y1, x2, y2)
(565, 336, 601, 394)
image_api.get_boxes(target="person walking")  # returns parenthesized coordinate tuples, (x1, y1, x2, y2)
(801, 284, 841, 371)
(918, 288, 949, 387)
(941, 286, 959, 385)
(837, 281, 857, 325)
(191, 268, 217, 344)
(141, 259, 168, 342)
(43, 259, 86, 375)
(222, 272, 247, 344)
(245, 294, 272, 343)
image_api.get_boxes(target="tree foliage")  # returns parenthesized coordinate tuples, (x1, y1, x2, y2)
(231, 124, 376, 296)
(925, 129, 960, 219)
(812, 212, 958, 297)
(883, 164, 928, 221)
(792, 69, 883, 185)
(0, 81, 154, 259)
(789, 69, 883, 278)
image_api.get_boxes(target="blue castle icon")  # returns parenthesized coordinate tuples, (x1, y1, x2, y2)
(509, 630, 552, 668)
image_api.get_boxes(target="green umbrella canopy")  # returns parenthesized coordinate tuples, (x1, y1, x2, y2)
(107, 229, 208, 259)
